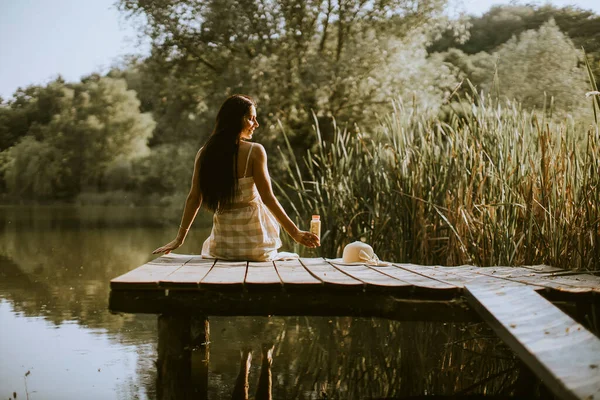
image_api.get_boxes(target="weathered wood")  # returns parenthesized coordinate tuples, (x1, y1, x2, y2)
(245, 261, 281, 288)
(111, 254, 194, 290)
(471, 266, 598, 293)
(159, 257, 215, 289)
(545, 273, 600, 293)
(393, 264, 473, 287)
(109, 256, 600, 302)
(521, 264, 565, 273)
(415, 265, 530, 291)
(465, 283, 600, 400)
(109, 289, 480, 321)
(372, 264, 459, 290)
(299, 258, 363, 288)
(273, 259, 322, 287)
(200, 260, 247, 287)
(327, 261, 412, 290)
(109, 254, 600, 400)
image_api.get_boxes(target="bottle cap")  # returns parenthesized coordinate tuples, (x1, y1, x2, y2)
(312, 215, 320, 220)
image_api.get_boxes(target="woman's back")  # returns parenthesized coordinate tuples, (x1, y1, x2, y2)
(235, 141, 254, 179)
(230, 142, 259, 206)
(152, 94, 319, 259)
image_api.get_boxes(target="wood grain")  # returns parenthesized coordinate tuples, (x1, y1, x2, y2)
(200, 260, 247, 287)
(327, 261, 411, 289)
(465, 283, 600, 400)
(111, 254, 194, 290)
(245, 261, 282, 288)
(159, 257, 215, 289)
(274, 259, 322, 286)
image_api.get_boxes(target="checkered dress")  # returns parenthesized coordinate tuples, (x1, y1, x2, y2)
(201, 144, 283, 261)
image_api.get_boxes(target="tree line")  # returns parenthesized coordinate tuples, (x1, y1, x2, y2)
(0, 1, 597, 203)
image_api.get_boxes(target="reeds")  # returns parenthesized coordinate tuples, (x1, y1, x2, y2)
(277, 83, 599, 270)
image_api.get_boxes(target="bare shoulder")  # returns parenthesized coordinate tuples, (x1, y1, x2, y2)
(252, 142, 267, 160)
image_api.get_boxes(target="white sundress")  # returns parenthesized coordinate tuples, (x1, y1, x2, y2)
(201, 143, 298, 261)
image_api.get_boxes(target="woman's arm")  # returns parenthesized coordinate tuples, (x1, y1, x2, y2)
(253, 144, 319, 248)
(152, 149, 203, 254)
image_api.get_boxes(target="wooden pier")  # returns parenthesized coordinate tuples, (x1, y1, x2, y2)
(109, 254, 600, 400)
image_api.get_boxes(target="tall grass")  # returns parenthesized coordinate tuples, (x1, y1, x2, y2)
(276, 83, 600, 270)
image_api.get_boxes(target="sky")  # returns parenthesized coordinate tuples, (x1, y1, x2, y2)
(1, 0, 599, 100)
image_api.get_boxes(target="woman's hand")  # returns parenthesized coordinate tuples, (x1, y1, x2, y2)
(152, 238, 183, 255)
(292, 230, 320, 248)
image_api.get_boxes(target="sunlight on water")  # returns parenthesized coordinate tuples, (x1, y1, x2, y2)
(0, 300, 150, 399)
(0, 205, 523, 399)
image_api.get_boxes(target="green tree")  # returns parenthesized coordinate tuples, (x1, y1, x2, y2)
(0, 76, 155, 199)
(429, 5, 600, 84)
(494, 19, 588, 115)
(0, 77, 70, 151)
(1, 136, 66, 199)
(106, 57, 210, 147)
(430, 4, 600, 55)
(117, 0, 452, 151)
(435, 48, 495, 92)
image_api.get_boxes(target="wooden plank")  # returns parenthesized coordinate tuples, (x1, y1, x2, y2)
(109, 290, 481, 321)
(472, 267, 596, 293)
(159, 257, 215, 289)
(328, 261, 412, 289)
(541, 273, 600, 292)
(475, 266, 546, 277)
(544, 273, 600, 293)
(465, 283, 600, 400)
(394, 264, 475, 287)
(370, 264, 459, 290)
(111, 254, 194, 290)
(245, 261, 282, 287)
(521, 264, 565, 273)
(200, 260, 247, 287)
(410, 264, 526, 289)
(273, 259, 322, 286)
(299, 258, 363, 287)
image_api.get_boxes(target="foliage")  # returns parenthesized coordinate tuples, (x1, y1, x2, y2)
(494, 19, 589, 117)
(434, 48, 495, 92)
(435, 20, 591, 119)
(0, 77, 155, 199)
(116, 0, 453, 153)
(430, 4, 600, 56)
(0, 76, 70, 152)
(1, 136, 66, 199)
(131, 143, 197, 196)
(278, 88, 600, 271)
(106, 58, 210, 147)
(429, 4, 600, 85)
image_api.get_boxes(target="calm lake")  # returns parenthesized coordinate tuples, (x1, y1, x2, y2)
(0, 205, 522, 399)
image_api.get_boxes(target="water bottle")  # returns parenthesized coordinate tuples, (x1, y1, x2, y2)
(310, 215, 321, 240)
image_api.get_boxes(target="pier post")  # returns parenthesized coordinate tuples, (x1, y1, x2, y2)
(157, 314, 210, 400)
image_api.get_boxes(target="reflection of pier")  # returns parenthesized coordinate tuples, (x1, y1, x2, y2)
(109, 254, 600, 399)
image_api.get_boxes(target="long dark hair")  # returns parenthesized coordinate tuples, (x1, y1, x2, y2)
(199, 94, 255, 212)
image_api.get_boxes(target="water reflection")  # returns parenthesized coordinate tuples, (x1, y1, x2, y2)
(0, 206, 530, 399)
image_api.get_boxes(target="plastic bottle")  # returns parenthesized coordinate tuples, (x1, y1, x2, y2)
(310, 215, 321, 240)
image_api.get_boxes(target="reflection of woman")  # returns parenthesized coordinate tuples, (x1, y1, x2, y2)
(153, 94, 319, 260)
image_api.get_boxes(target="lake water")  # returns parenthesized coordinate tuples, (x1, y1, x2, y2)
(0, 206, 523, 399)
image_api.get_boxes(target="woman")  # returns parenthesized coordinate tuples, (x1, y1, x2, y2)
(153, 94, 319, 260)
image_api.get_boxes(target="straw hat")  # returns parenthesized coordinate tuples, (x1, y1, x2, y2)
(342, 241, 379, 264)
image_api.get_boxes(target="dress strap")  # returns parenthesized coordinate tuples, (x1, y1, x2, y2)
(243, 143, 254, 177)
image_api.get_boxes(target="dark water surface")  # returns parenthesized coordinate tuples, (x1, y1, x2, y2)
(0, 206, 523, 399)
